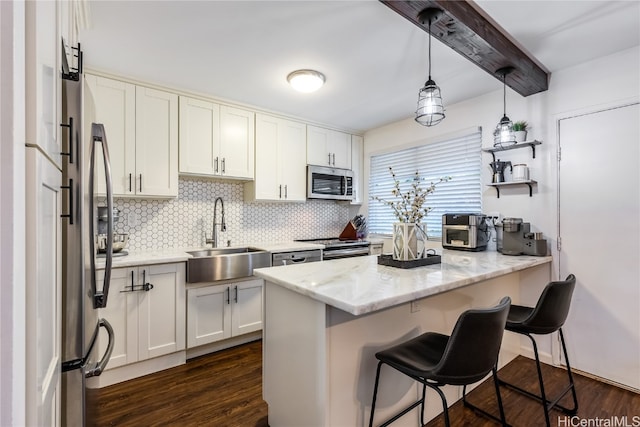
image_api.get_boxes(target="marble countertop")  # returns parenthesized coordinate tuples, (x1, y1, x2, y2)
(95, 241, 325, 269)
(251, 242, 324, 253)
(253, 250, 552, 316)
(95, 250, 192, 269)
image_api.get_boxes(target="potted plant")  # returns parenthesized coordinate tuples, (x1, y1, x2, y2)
(513, 121, 529, 143)
(370, 167, 451, 261)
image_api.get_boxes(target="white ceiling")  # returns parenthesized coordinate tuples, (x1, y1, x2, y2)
(79, 1, 640, 133)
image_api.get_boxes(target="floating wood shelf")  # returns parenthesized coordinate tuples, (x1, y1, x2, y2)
(482, 140, 542, 162)
(487, 180, 537, 198)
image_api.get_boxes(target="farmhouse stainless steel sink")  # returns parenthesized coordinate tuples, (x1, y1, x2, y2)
(186, 247, 271, 283)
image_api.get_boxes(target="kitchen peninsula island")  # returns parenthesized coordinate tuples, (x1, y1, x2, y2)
(253, 251, 552, 427)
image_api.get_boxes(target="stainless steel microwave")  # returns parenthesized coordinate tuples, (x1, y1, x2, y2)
(307, 165, 354, 201)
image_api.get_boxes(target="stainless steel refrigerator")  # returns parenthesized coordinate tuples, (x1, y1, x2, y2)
(60, 45, 115, 427)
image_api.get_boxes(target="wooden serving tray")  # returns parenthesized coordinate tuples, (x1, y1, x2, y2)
(377, 253, 441, 269)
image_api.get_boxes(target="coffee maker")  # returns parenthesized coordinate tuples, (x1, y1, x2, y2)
(489, 160, 512, 183)
(501, 217, 547, 256)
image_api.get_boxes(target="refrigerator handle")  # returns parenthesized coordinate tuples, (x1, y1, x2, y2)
(89, 123, 114, 309)
(85, 318, 114, 378)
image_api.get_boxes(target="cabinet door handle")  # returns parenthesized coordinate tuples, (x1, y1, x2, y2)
(222, 158, 226, 174)
(60, 117, 74, 164)
(129, 173, 132, 192)
(279, 184, 282, 199)
(139, 174, 142, 193)
(226, 286, 230, 304)
(120, 270, 134, 293)
(284, 185, 288, 199)
(328, 153, 331, 165)
(215, 157, 219, 173)
(234, 285, 238, 303)
(60, 178, 74, 225)
(332, 153, 335, 166)
(142, 269, 154, 292)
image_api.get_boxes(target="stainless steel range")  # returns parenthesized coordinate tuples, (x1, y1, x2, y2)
(295, 238, 371, 260)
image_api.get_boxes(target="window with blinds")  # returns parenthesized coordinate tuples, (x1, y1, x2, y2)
(368, 128, 482, 238)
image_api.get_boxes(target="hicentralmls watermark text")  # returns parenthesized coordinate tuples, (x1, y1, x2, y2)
(558, 416, 640, 427)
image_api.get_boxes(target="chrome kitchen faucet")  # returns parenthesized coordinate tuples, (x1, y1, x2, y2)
(206, 197, 226, 248)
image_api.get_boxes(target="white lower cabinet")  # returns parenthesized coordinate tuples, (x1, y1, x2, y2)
(187, 279, 263, 348)
(98, 263, 186, 370)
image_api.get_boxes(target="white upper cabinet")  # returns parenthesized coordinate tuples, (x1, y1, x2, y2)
(84, 75, 136, 196)
(84, 74, 178, 198)
(278, 119, 307, 201)
(179, 96, 254, 180)
(245, 113, 306, 201)
(135, 86, 179, 197)
(351, 135, 364, 204)
(26, 0, 61, 168)
(179, 97, 220, 176)
(219, 106, 255, 179)
(307, 125, 351, 170)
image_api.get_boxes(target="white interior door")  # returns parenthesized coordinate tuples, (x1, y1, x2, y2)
(558, 102, 640, 390)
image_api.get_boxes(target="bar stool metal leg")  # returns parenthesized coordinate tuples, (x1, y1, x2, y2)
(462, 365, 509, 426)
(498, 329, 578, 427)
(369, 362, 428, 427)
(369, 361, 383, 427)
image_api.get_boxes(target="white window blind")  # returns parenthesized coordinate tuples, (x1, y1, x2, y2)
(368, 129, 482, 238)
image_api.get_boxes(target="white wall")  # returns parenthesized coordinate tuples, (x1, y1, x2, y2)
(362, 46, 640, 360)
(363, 45, 639, 269)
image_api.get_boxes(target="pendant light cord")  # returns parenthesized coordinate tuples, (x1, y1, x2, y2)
(502, 72, 507, 117)
(428, 18, 432, 80)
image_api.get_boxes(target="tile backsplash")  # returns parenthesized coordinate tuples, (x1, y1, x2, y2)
(111, 177, 351, 251)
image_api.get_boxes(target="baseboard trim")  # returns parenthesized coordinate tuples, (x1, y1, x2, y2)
(186, 331, 262, 360)
(90, 351, 187, 388)
(518, 346, 554, 365)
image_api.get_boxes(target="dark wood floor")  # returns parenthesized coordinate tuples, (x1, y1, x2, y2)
(93, 340, 639, 427)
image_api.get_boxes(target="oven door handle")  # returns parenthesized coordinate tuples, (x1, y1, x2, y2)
(323, 247, 370, 259)
(443, 225, 473, 230)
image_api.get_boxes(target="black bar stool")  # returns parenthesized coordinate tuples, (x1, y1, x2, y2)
(498, 274, 578, 426)
(368, 297, 511, 427)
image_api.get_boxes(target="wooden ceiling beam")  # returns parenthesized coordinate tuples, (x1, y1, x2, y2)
(380, 0, 550, 96)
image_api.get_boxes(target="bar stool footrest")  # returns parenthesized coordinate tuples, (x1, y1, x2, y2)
(378, 399, 423, 427)
(498, 378, 577, 415)
(462, 398, 511, 427)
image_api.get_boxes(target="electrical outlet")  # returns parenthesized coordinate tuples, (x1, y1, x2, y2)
(410, 301, 420, 313)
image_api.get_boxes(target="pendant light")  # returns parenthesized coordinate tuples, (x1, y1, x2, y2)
(415, 8, 445, 127)
(494, 66, 516, 147)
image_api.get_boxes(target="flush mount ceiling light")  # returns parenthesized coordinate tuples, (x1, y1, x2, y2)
(415, 7, 445, 127)
(494, 66, 516, 147)
(287, 69, 326, 93)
